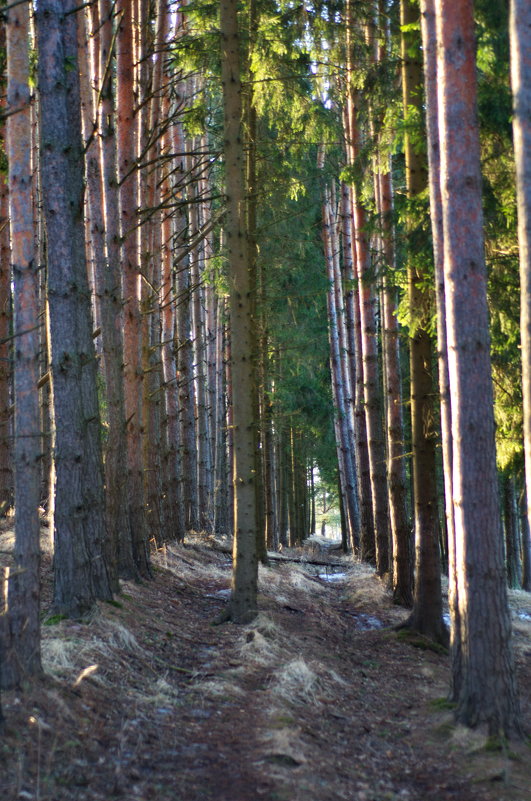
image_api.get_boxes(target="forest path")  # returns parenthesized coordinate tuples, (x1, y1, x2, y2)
(1, 533, 530, 801)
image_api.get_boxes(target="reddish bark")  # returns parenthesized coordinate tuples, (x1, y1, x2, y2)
(3, 0, 42, 686)
(117, 0, 150, 576)
(345, 0, 389, 574)
(436, 0, 520, 735)
(400, 0, 446, 644)
(510, 0, 531, 567)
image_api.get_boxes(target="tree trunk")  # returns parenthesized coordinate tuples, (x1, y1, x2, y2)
(503, 475, 521, 589)
(436, 0, 520, 736)
(0, 45, 12, 512)
(220, 0, 258, 623)
(377, 169, 413, 608)
(510, 0, 531, 566)
(322, 186, 359, 549)
(342, 180, 375, 562)
(519, 486, 531, 592)
(95, 0, 137, 578)
(400, 0, 446, 644)
(116, 0, 150, 576)
(36, 0, 113, 616)
(160, 19, 184, 542)
(344, 7, 389, 571)
(2, 0, 42, 687)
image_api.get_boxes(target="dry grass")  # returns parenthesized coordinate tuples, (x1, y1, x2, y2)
(271, 658, 323, 704)
(42, 611, 142, 685)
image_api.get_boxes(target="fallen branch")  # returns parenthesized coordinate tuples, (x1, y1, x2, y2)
(265, 552, 348, 569)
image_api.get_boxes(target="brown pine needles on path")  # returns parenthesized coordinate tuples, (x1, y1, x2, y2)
(1, 531, 530, 801)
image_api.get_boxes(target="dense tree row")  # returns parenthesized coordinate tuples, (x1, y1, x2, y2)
(0, 0, 529, 738)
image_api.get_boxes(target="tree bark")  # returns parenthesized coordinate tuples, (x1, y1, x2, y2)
(116, 0, 150, 576)
(36, 0, 113, 616)
(400, 0, 446, 644)
(436, 0, 520, 736)
(220, 0, 258, 623)
(96, 0, 137, 578)
(503, 475, 521, 589)
(344, 5, 389, 572)
(0, 40, 12, 512)
(510, 0, 531, 568)
(2, 0, 42, 686)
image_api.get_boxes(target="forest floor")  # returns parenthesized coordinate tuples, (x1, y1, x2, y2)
(0, 527, 530, 801)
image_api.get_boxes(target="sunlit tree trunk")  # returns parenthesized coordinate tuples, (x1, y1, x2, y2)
(519, 487, 531, 592)
(220, 0, 258, 622)
(36, 0, 113, 615)
(420, 0, 459, 679)
(160, 10, 184, 541)
(436, 0, 520, 736)
(400, 0, 446, 644)
(322, 185, 359, 549)
(78, 5, 121, 589)
(503, 475, 521, 589)
(117, 0, 150, 575)
(173, 120, 199, 533)
(510, 0, 531, 562)
(187, 143, 213, 534)
(97, 0, 136, 578)
(345, 5, 389, 572)
(341, 176, 375, 562)
(376, 168, 413, 607)
(2, 0, 42, 687)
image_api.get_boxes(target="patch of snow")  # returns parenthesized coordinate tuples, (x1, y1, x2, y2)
(517, 611, 531, 622)
(318, 572, 347, 583)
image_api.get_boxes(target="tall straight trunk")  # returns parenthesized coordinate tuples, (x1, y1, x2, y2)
(244, 15, 267, 562)
(36, 0, 113, 616)
(214, 305, 230, 536)
(277, 420, 289, 548)
(420, 0, 458, 670)
(220, 0, 258, 623)
(0, 32, 12, 512)
(160, 20, 184, 542)
(368, 1, 412, 604)
(510, 0, 531, 556)
(116, 0, 149, 576)
(436, 0, 520, 736)
(225, 319, 235, 536)
(330, 184, 359, 549)
(352, 199, 388, 573)
(0, 141, 11, 512)
(519, 486, 531, 592)
(197, 152, 215, 529)
(400, 0, 446, 644)
(79, 6, 120, 589)
(503, 475, 521, 589)
(342, 178, 375, 561)
(187, 145, 212, 534)
(172, 105, 199, 533)
(322, 186, 359, 548)
(263, 370, 279, 550)
(97, 0, 136, 578)
(2, 0, 42, 687)
(377, 169, 413, 607)
(175, 189, 198, 531)
(140, 0, 165, 549)
(344, 6, 389, 571)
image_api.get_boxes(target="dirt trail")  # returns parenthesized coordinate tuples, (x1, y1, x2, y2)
(1, 535, 530, 801)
